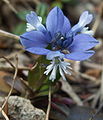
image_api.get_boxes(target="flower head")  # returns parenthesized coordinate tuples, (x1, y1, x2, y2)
(20, 7, 99, 81)
(26, 11, 46, 32)
(71, 11, 93, 35)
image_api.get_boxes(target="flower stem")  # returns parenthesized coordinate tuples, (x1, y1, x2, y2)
(45, 85, 52, 120)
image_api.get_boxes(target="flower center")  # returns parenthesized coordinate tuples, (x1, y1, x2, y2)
(51, 32, 69, 51)
(51, 32, 65, 50)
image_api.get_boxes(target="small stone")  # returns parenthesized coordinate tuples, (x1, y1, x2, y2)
(0, 96, 45, 120)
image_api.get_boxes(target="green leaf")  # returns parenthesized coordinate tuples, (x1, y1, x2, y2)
(28, 63, 42, 89)
(61, 0, 71, 3)
(36, 3, 48, 24)
(13, 23, 26, 35)
(17, 10, 30, 21)
(36, 82, 49, 96)
(28, 56, 49, 90)
(51, 1, 63, 9)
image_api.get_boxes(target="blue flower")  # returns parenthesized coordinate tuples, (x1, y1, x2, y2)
(20, 7, 98, 61)
(20, 7, 99, 81)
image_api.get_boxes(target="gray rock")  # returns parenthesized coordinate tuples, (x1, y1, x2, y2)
(0, 96, 45, 120)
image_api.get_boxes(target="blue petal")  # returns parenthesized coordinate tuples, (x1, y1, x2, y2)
(26, 47, 50, 55)
(46, 7, 64, 37)
(26, 11, 39, 26)
(20, 31, 48, 49)
(71, 11, 93, 34)
(79, 11, 93, 27)
(26, 11, 46, 32)
(69, 34, 99, 52)
(65, 50, 95, 61)
(26, 11, 40, 26)
(61, 16, 71, 35)
(45, 31, 52, 43)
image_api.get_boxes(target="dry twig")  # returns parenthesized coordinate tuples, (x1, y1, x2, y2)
(78, 72, 97, 82)
(0, 55, 18, 113)
(60, 79, 83, 106)
(32, 0, 40, 5)
(2, 0, 17, 14)
(92, 2, 103, 34)
(0, 50, 24, 63)
(83, 61, 103, 70)
(90, 1, 103, 108)
(45, 86, 51, 120)
(0, 66, 34, 71)
(0, 107, 9, 120)
(0, 29, 19, 41)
